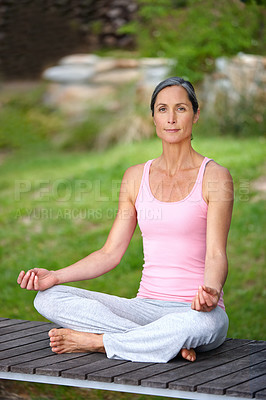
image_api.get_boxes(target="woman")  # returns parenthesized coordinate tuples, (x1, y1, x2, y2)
(17, 77, 234, 363)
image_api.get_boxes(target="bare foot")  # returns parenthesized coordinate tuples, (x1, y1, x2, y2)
(181, 348, 196, 362)
(48, 328, 105, 354)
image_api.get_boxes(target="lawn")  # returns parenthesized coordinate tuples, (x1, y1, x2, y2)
(1, 133, 265, 334)
(0, 133, 265, 399)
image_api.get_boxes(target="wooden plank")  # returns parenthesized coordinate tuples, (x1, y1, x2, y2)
(11, 352, 92, 374)
(0, 319, 264, 400)
(133, 340, 253, 388)
(0, 320, 48, 336)
(140, 341, 265, 389)
(112, 342, 244, 387)
(87, 361, 154, 383)
(61, 358, 127, 380)
(226, 374, 266, 398)
(0, 322, 57, 344)
(256, 388, 266, 399)
(169, 351, 266, 392)
(197, 356, 266, 395)
(0, 348, 53, 372)
(115, 343, 241, 387)
(36, 353, 105, 377)
(0, 331, 51, 351)
(139, 339, 253, 389)
(114, 359, 187, 386)
(169, 360, 266, 395)
(35, 333, 231, 383)
(0, 319, 29, 328)
(0, 339, 50, 360)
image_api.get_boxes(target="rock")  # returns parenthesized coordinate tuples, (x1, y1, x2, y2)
(92, 68, 141, 85)
(95, 57, 139, 72)
(140, 57, 173, 67)
(95, 58, 118, 73)
(43, 83, 115, 116)
(201, 53, 266, 113)
(59, 54, 100, 66)
(115, 58, 139, 68)
(0, 0, 138, 79)
(42, 65, 95, 83)
(42, 53, 173, 123)
(140, 58, 175, 87)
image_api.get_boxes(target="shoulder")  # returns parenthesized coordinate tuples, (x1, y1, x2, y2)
(122, 163, 145, 182)
(120, 162, 146, 204)
(203, 160, 234, 203)
(205, 160, 233, 182)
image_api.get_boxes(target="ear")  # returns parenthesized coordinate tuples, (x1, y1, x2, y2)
(153, 117, 156, 126)
(193, 109, 200, 124)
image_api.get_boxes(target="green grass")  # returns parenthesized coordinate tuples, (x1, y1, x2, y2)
(0, 108, 265, 399)
(0, 134, 265, 339)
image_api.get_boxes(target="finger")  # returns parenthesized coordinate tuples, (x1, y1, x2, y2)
(26, 272, 35, 290)
(202, 291, 214, 307)
(198, 286, 206, 306)
(191, 296, 196, 310)
(33, 275, 39, 290)
(20, 270, 31, 289)
(17, 271, 25, 284)
(194, 293, 202, 311)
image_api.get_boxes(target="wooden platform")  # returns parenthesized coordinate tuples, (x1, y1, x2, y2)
(0, 318, 265, 400)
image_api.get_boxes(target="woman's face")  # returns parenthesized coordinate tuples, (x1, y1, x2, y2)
(153, 85, 199, 144)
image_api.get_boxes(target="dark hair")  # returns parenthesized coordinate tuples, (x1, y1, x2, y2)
(150, 77, 199, 116)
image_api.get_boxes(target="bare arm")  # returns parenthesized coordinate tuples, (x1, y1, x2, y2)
(192, 163, 234, 312)
(17, 165, 142, 291)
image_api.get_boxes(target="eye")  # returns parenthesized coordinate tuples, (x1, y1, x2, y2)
(177, 106, 186, 112)
(159, 107, 166, 112)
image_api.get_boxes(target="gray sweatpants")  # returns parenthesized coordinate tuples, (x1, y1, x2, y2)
(34, 285, 229, 363)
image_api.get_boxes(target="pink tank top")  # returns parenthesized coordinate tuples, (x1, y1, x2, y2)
(135, 157, 225, 310)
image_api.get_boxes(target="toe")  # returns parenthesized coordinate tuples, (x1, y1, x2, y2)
(49, 328, 68, 340)
(51, 345, 63, 353)
(181, 348, 196, 362)
(48, 329, 57, 338)
(50, 336, 62, 343)
(50, 340, 60, 347)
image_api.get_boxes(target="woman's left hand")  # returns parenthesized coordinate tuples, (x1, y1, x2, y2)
(191, 285, 220, 312)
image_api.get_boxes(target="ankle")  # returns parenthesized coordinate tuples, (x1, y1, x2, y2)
(93, 334, 105, 353)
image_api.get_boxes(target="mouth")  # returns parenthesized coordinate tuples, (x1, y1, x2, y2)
(165, 129, 180, 133)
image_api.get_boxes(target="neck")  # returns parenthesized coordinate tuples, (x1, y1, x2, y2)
(158, 140, 198, 176)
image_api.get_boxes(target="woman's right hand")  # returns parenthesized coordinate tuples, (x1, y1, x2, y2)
(17, 268, 58, 291)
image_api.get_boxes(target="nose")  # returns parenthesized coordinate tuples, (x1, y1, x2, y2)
(168, 111, 176, 124)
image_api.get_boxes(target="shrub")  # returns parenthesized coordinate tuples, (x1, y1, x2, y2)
(119, 0, 265, 82)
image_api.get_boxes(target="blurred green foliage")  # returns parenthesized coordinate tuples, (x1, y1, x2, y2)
(197, 94, 266, 138)
(0, 84, 63, 151)
(0, 81, 264, 155)
(119, 0, 265, 82)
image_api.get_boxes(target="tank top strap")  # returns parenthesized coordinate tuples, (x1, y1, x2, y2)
(197, 157, 213, 184)
(188, 156, 213, 203)
(135, 159, 154, 207)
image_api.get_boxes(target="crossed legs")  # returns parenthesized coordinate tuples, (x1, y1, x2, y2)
(48, 329, 196, 362)
(34, 285, 228, 363)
